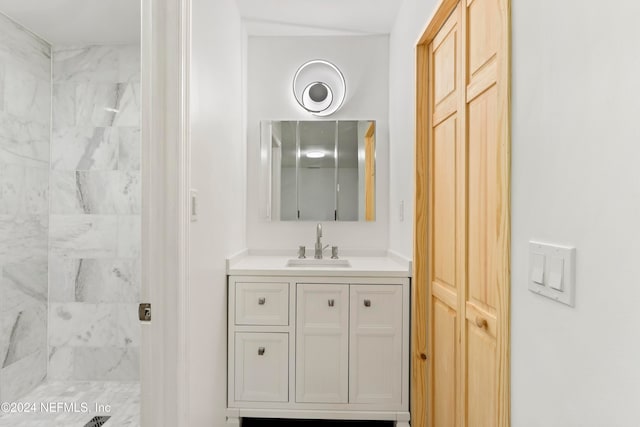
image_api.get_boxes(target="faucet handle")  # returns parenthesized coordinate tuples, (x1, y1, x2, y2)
(298, 245, 306, 259)
(331, 246, 339, 259)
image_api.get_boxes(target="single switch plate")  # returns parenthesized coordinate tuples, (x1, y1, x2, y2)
(528, 241, 576, 307)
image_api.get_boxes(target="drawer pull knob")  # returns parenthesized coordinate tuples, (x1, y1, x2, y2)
(258, 297, 266, 305)
(258, 347, 265, 356)
(328, 299, 335, 307)
(364, 299, 371, 307)
(475, 317, 488, 329)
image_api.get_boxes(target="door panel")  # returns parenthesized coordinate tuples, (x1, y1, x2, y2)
(295, 283, 349, 403)
(466, 326, 497, 426)
(432, 299, 457, 427)
(433, 116, 457, 289)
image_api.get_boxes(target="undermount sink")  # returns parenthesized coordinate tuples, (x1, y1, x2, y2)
(286, 258, 351, 268)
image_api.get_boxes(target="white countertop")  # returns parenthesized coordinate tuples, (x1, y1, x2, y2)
(227, 250, 412, 278)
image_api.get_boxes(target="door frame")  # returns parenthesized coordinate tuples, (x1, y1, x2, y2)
(141, 0, 191, 426)
(412, 0, 511, 425)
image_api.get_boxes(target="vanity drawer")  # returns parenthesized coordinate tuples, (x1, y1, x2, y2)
(235, 282, 289, 325)
(235, 332, 289, 402)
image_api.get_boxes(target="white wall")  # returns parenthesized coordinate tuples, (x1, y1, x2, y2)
(511, 0, 640, 425)
(189, 0, 245, 424)
(390, 0, 640, 425)
(246, 35, 390, 252)
(388, 0, 437, 258)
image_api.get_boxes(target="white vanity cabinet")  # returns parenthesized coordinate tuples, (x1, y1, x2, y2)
(227, 274, 410, 426)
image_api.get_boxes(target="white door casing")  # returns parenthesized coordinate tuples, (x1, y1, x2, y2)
(141, 0, 191, 425)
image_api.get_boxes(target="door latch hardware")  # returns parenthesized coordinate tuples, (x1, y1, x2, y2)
(139, 303, 151, 322)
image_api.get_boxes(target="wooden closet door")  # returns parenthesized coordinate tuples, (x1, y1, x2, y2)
(464, 0, 509, 425)
(427, 4, 465, 427)
(416, 0, 510, 426)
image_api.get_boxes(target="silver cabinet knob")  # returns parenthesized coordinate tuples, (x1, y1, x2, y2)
(258, 347, 265, 356)
(258, 297, 266, 305)
(364, 299, 371, 307)
(328, 299, 335, 307)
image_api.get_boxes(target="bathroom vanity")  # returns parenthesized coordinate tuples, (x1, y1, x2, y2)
(226, 253, 411, 426)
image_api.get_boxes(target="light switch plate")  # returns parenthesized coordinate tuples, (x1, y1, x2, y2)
(528, 241, 576, 307)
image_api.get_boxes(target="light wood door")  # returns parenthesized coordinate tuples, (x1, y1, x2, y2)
(365, 122, 376, 221)
(414, 0, 510, 426)
(296, 283, 349, 403)
(349, 284, 403, 404)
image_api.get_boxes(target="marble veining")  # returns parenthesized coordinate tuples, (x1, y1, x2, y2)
(0, 163, 48, 215)
(50, 171, 140, 215)
(0, 13, 51, 402)
(49, 303, 139, 348)
(49, 257, 140, 303)
(49, 215, 119, 259)
(51, 127, 119, 171)
(48, 43, 141, 382)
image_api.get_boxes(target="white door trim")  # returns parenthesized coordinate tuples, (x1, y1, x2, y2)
(141, 0, 191, 425)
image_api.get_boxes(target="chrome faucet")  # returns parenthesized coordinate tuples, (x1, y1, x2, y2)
(315, 223, 329, 259)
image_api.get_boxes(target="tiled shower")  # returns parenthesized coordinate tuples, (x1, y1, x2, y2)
(0, 9, 140, 418)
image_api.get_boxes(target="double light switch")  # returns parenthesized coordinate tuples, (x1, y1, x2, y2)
(528, 241, 576, 306)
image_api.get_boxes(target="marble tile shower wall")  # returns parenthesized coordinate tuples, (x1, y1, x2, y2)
(48, 45, 141, 381)
(0, 13, 51, 402)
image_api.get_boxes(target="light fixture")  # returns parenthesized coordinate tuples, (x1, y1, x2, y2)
(293, 60, 346, 116)
(306, 151, 325, 159)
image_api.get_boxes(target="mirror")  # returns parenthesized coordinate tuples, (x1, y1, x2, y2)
(261, 120, 376, 221)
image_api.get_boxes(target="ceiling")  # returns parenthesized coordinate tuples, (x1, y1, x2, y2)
(237, 0, 403, 36)
(0, 0, 140, 45)
(0, 0, 401, 45)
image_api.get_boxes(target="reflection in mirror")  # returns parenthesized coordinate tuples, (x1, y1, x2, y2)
(262, 120, 375, 222)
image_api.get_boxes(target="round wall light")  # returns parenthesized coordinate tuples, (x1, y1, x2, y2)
(293, 60, 346, 117)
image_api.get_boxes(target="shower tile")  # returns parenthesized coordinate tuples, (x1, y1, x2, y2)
(0, 348, 46, 402)
(49, 303, 139, 348)
(75, 83, 117, 126)
(0, 215, 48, 265)
(50, 257, 140, 303)
(51, 127, 119, 171)
(0, 163, 49, 215)
(0, 14, 50, 81)
(2, 258, 48, 307)
(49, 215, 118, 259)
(4, 69, 50, 126)
(73, 347, 140, 380)
(53, 46, 119, 84)
(0, 300, 46, 367)
(0, 62, 5, 111)
(50, 171, 141, 215)
(47, 346, 74, 380)
(74, 259, 140, 303)
(48, 256, 78, 303)
(112, 83, 140, 127)
(0, 113, 50, 164)
(53, 83, 77, 128)
(117, 127, 141, 170)
(118, 45, 141, 84)
(117, 216, 141, 259)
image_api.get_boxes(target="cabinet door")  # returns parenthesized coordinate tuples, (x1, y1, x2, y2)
(349, 284, 403, 404)
(235, 332, 288, 402)
(296, 283, 349, 403)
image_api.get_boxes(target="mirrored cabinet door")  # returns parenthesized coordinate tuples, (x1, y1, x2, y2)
(261, 120, 376, 222)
